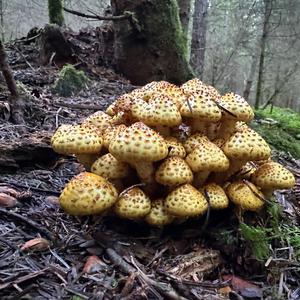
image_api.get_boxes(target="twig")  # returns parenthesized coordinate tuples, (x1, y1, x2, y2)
(0, 207, 55, 241)
(53, 102, 101, 110)
(106, 248, 136, 274)
(130, 256, 188, 300)
(63, 6, 130, 21)
(198, 188, 211, 236)
(0, 180, 60, 195)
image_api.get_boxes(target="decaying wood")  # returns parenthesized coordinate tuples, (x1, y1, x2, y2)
(0, 131, 57, 170)
(0, 40, 25, 127)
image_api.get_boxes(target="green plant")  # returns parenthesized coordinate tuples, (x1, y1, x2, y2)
(240, 201, 300, 261)
(53, 64, 89, 97)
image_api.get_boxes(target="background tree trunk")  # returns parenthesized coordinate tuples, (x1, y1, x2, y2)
(178, 0, 196, 62)
(48, 0, 65, 26)
(254, 0, 272, 109)
(243, 55, 258, 100)
(190, 0, 208, 79)
(111, 0, 194, 85)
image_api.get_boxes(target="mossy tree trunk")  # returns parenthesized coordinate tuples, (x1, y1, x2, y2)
(48, 0, 65, 26)
(111, 0, 194, 85)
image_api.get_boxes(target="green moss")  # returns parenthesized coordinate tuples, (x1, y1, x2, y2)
(138, 0, 194, 81)
(251, 123, 300, 158)
(48, 0, 65, 26)
(255, 106, 300, 137)
(53, 64, 89, 97)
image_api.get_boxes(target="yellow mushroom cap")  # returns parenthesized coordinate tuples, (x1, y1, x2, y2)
(109, 122, 168, 163)
(201, 183, 229, 210)
(184, 133, 210, 154)
(106, 93, 133, 116)
(145, 198, 174, 227)
(131, 94, 182, 127)
(114, 187, 151, 219)
(165, 137, 186, 158)
(180, 94, 221, 122)
(83, 111, 112, 133)
(216, 93, 254, 122)
(91, 153, 130, 180)
(51, 124, 102, 155)
(102, 124, 127, 149)
(222, 127, 271, 161)
(251, 162, 295, 190)
(155, 156, 193, 186)
(165, 184, 208, 217)
(59, 172, 118, 215)
(186, 140, 229, 172)
(181, 78, 205, 95)
(226, 181, 265, 211)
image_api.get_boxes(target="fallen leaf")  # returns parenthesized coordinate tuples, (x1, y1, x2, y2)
(0, 192, 17, 207)
(83, 255, 107, 274)
(219, 286, 232, 295)
(0, 186, 19, 197)
(223, 275, 262, 298)
(21, 238, 50, 252)
(45, 195, 60, 205)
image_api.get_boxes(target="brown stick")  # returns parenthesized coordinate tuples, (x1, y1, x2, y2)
(0, 40, 25, 128)
(63, 6, 130, 21)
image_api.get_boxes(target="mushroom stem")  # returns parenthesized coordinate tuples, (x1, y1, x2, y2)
(261, 189, 274, 199)
(213, 160, 247, 183)
(217, 119, 236, 139)
(153, 125, 170, 137)
(193, 171, 210, 188)
(206, 122, 219, 140)
(190, 119, 207, 134)
(130, 161, 155, 184)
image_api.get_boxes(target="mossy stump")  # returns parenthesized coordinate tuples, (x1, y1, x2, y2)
(111, 0, 194, 85)
(53, 64, 89, 97)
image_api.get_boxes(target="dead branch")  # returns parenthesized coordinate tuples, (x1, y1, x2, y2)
(0, 207, 55, 241)
(63, 6, 130, 21)
(0, 40, 25, 128)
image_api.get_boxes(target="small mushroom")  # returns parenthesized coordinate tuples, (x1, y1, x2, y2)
(180, 93, 221, 134)
(59, 172, 118, 215)
(184, 133, 210, 154)
(251, 161, 296, 198)
(109, 122, 168, 183)
(114, 187, 151, 220)
(51, 124, 102, 155)
(216, 93, 254, 139)
(145, 198, 174, 227)
(102, 124, 127, 149)
(155, 156, 193, 187)
(131, 93, 182, 136)
(186, 139, 229, 187)
(165, 137, 186, 158)
(91, 153, 130, 191)
(226, 180, 265, 212)
(200, 183, 229, 210)
(221, 126, 271, 179)
(165, 184, 208, 217)
(83, 111, 112, 133)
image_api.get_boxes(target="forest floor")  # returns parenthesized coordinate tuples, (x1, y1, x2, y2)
(0, 33, 300, 300)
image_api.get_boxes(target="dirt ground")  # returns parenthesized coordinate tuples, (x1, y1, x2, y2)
(0, 34, 300, 300)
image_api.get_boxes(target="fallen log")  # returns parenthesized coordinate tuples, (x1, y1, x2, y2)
(0, 131, 57, 171)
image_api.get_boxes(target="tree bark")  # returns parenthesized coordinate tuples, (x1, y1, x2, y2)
(178, 0, 195, 62)
(48, 0, 65, 26)
(243, 55, 258, 100)
(254, 0, 272, 109)
(111, 0, 194, 85)
(190, 0, 208, 78)
(0, 40, 25, 128)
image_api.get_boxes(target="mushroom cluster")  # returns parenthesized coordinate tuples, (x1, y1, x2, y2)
(51, 79, 296, 226)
